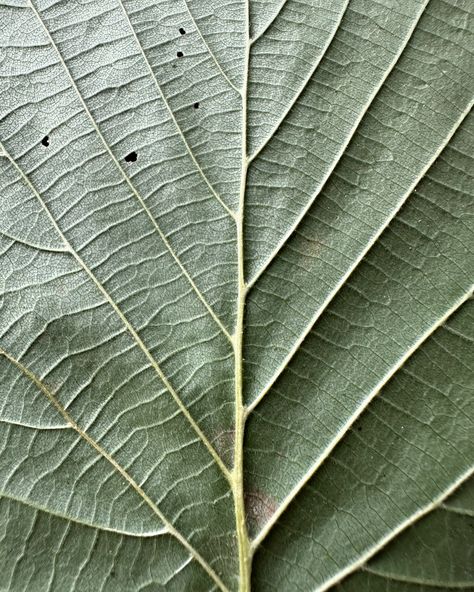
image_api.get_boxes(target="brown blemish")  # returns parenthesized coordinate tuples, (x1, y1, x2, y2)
(245, 490, 278, 537)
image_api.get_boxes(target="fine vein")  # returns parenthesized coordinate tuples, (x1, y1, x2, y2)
(183, 0, 241, 95)
(0, 348, 229, 592)
(246, 0, 430, 288)
(247, 97, 473, 416)
(0, 144, 232, 485)
(116, 0, 236, 218)
(28, 0, 233, 344)
(250, 287, 473, 551)
(247, 0, 350, 164)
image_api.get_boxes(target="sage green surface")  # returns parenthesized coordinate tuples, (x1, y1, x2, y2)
(0, 1, 472, 591)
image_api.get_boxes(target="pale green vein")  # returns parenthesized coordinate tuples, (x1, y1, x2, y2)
(232, 1, 252, 591)
(0, 490, 164, 537)
(0, 143, 232, 485)
(28, 0, 233, 344)
(247, 0, 350, 163)
(0, 418, 68, 430)
(246, 98, 472, 416)
(318, 466, 474, 591)
(0, 228, 68, 254)
(439, 503, 474, 518)
(250, 288, 473, 551)
(116, 0, 236, 218)
(183, 0, 241, 95)
(362, 566, 474, 589)
(246, 0, 430, 287)
(250, 0, 289, 45)
(162, 556, 193, 586)
(0, 348, 229, 592)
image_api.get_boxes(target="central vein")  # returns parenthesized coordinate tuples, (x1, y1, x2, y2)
(232, 2, 252, 590)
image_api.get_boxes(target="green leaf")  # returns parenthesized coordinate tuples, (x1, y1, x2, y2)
(0, 1, 472, 591)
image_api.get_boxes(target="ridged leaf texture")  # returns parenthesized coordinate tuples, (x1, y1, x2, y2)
(0, 1, 473, 591)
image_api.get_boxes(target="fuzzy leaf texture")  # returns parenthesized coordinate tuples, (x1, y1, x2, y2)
(0, 1, 473, 591)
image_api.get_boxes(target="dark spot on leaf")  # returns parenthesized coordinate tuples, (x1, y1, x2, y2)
(177, 51, 184, 58)
(179, 27, 186, 35)
(245, 490, 278, 537)
(357, 426, 362, 432)
(124, 151, 137, 163)
(41, 135, 49, 147)
(193, 102, 200, 109)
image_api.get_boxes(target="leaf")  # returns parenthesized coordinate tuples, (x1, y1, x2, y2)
(0, 1, 472, 591)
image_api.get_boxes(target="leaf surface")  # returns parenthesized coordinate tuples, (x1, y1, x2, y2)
(0, 1, 472, 591)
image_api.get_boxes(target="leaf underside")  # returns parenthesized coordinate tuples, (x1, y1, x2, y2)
(0, 1, 473, 591)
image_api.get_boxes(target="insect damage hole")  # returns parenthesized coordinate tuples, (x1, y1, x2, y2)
(124, 151, 137, 163)
(193, 102, 200, 109)
(177, 51, 184, 58)
(41, 135, 49, 147)
(179, 27, 186, 35)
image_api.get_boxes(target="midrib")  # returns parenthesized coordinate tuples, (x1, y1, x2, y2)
(232, 1, 252, 589)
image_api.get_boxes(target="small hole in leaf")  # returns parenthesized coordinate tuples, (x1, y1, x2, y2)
(124, 151, 137, 163)
(179, 27, 186, 35)
(41, 135, 49, 147)
(177, 51, 184, 58)
(193, 102, 200, 109)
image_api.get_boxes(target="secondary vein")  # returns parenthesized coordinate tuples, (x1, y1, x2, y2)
(183, 0, 241, 95)
(116, 0, 236, 218)
(250, 288, 473, 551)
(247, 0, 350, 164)
(28, 0, 233, 344)
(0, 347, 230, 592)
(250, 0, 289, 46)
(0, 143, 232, 485)
(246, 94, 472, 417)
(316, 465, 474, 591)
(246, 0, 430, 289)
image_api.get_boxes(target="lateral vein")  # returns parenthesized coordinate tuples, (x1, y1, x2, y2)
(316, 465, 473, 592)
(250, 288, 473, 551)
(183, 0, 241, 95)
(246, 98, 473, 415)
(116, 0, 236, 218)
(0, 489, 166, 537)
(361, 565, 474, 589)
(0, 348, 230, 592)
(0, 144, 232, 485)
(246, 0, 430, 287)
(27, 0, 233, 344)
(439, 503, 474, 518)
(247, 0, 350, 163)
(250, 0, 289, 46)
